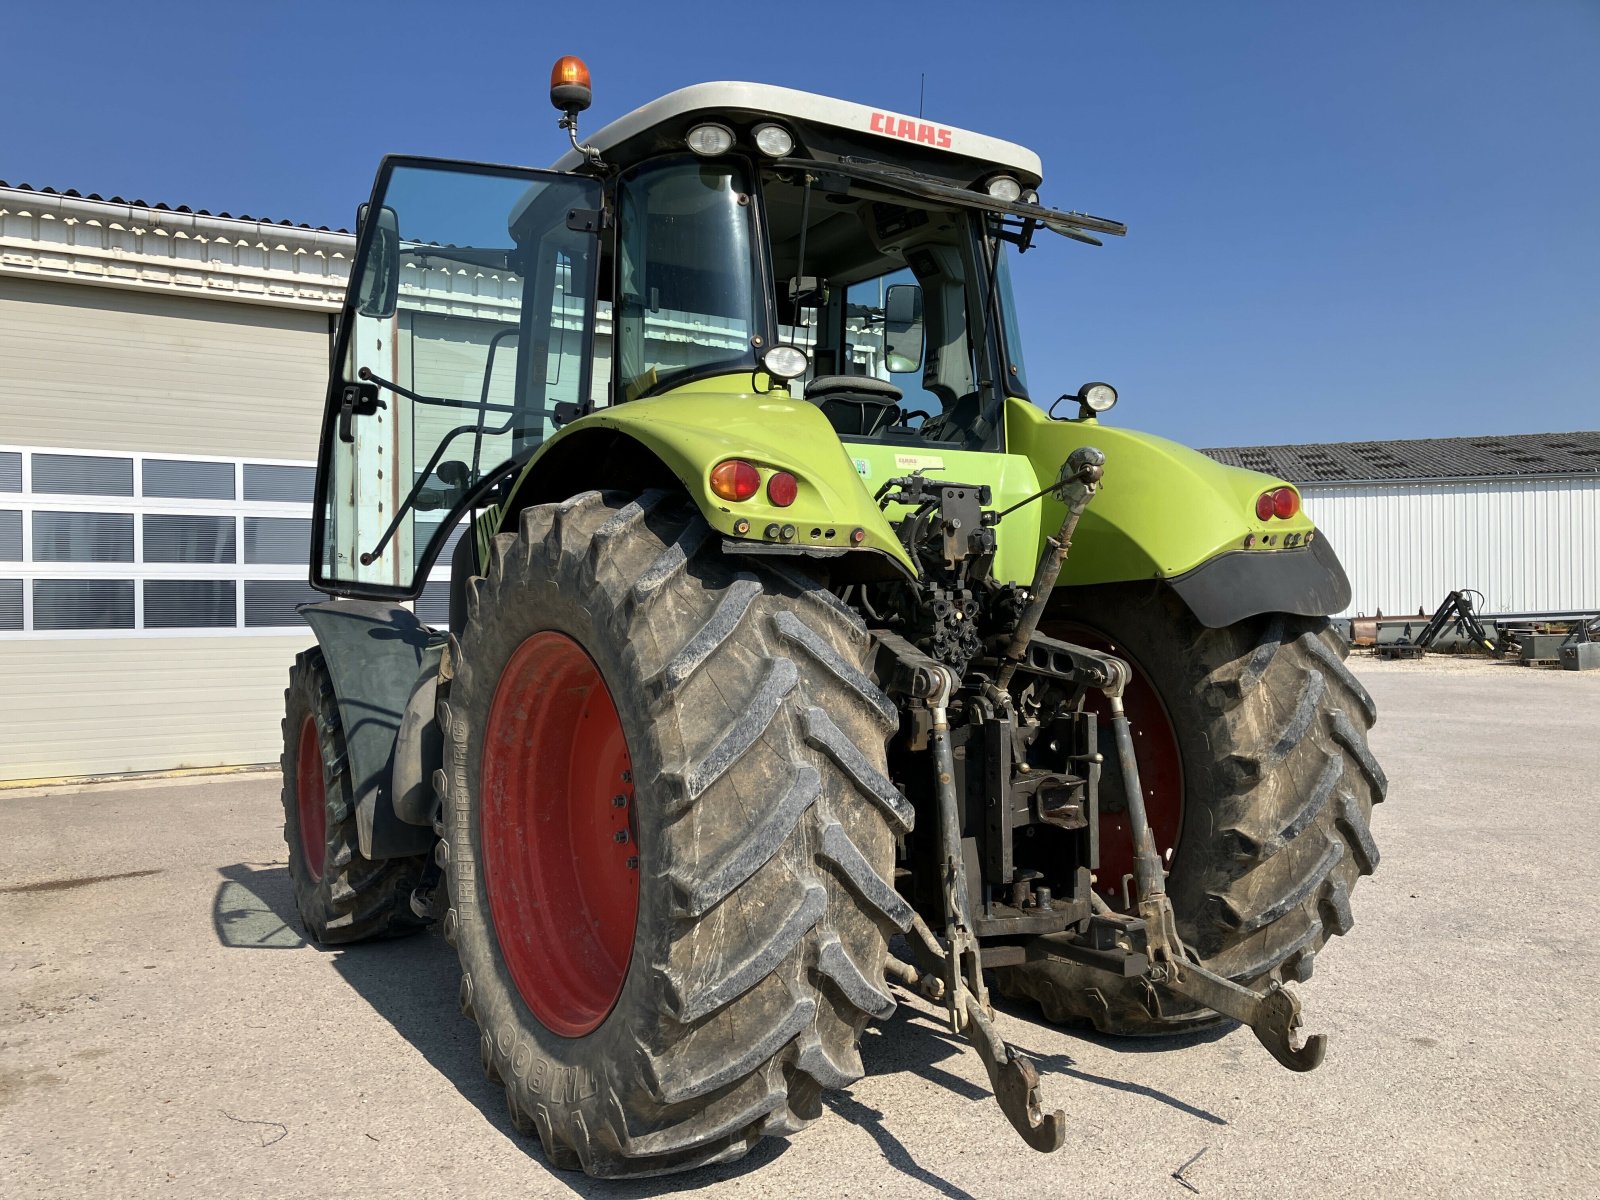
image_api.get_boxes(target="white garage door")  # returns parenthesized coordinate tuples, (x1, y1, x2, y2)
(0, 278, 332, 781)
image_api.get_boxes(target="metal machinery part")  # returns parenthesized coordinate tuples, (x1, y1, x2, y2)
(867, 447, 1326, 1148)
(1373, 588, 1497, 660)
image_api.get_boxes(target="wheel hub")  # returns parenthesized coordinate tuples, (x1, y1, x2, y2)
(1060, 627, 1184, 908)
(480, 631, 639, 1038)
(296, 715, 327, 881)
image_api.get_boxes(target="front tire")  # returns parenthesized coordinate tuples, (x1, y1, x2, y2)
(993, 584, 1386, 1034)
(279, 648, 430, 943)
(437, 491, 911, 1177)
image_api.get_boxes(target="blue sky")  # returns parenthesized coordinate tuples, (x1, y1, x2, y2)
(3, 1, 1594, 448)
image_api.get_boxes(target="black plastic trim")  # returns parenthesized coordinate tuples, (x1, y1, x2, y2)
(1166, 536, 1352, 629)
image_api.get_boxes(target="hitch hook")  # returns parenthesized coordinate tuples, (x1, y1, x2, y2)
(964, 994, 1065, 1152)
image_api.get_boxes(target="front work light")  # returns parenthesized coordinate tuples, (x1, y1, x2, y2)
(1080, 382, 1118, 412)
(986, 175, 1023, 202)
(752, 123, 795, 157)
(686, 123, 735, 156)
(762, 344, 809, 380)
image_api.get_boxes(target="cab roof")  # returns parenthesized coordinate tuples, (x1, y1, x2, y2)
(553, 81, 1044, 187)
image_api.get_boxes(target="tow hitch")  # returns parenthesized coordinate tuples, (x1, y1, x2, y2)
(1097, 666, 1326, 1073)
(878, 446, 1325, 1154)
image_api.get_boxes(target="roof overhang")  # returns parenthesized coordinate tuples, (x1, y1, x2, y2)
(554, 81, 1043, 186)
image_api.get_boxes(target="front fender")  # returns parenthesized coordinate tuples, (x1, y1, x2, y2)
(506, 375, 915, 575)
(1005, 399, 1348, 625)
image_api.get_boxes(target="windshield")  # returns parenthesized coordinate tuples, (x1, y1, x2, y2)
(615, 158, 762, 399)
(761, 167, 1022, 451)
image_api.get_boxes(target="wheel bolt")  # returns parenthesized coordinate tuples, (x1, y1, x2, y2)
(614, 829, 629, 843)
(612, 794, 627, 808)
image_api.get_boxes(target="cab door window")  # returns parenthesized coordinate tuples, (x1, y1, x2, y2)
(313, 160, 601, 597)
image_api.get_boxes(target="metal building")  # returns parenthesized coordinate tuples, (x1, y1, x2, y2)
(0, 183, 353, 782)
(1204, 434, 1600, 618)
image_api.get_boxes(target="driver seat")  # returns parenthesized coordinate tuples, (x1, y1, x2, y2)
(803, 375, 903, 437)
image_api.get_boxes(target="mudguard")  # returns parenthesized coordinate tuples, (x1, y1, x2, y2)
(1005, 399, 1349, 627)
(298, 600, 440, 860)
(501, 375, 917, 576)
(496, 380, 1349, 628)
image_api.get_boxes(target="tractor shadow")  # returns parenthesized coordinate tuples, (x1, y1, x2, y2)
(212, 865, 1223, 1196)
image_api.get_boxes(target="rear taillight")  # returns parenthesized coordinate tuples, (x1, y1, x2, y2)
(767, 471, 798, 507)
(1256, 487, 1300, 521)
(710, 459, 761, 502)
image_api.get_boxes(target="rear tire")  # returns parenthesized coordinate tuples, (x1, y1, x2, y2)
(993, 585, 1386, 1034)
(279, 648, 431, 944)
(437, 490, 911, 1177)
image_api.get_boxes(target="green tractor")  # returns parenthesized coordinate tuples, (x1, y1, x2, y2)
(281, 57, 1384, 1177)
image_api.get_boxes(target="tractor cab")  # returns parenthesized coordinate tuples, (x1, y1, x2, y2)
(311, 63, 1124, 598)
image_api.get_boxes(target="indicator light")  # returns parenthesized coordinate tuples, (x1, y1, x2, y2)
(710, 459, 760, 502)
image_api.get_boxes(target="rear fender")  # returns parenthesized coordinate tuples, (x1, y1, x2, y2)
(494, 375, 916, 577)
(1006, 398, 1349, 626)
(298, 601, 440, 860)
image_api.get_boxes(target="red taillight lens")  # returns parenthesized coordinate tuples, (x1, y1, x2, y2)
(767, 471, 798, 507)
(1256, 487, 1300, 521)
(710, 459, 761, 502)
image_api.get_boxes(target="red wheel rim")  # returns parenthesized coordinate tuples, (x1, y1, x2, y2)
(1054, 625, 1184, 910)
(296, 714, 327, 882)
(481, 631, 639, 1038)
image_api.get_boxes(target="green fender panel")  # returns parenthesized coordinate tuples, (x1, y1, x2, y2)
(1004, 398, 1317, 587)
(491, 380, 1328, 606)
(500, 374, 918, 575)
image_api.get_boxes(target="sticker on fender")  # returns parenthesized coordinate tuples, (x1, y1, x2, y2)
(894, 453, 945, 472)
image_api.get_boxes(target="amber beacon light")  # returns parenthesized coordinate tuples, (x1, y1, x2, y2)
(550, 55, 593, 113)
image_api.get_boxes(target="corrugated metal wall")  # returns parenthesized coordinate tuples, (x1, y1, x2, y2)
(1302, 476, 1600, 616)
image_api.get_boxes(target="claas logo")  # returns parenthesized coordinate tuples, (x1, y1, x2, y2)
(869, 111, 954, 148)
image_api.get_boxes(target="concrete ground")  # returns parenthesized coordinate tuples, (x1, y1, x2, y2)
(3, 656, 1598, 1198)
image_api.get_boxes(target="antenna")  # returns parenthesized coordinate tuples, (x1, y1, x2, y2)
(918, 73, 926, 118)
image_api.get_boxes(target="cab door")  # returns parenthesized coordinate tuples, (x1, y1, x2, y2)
(311, 157, 602, 598)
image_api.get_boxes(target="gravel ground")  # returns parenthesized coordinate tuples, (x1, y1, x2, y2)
(3, 656, 1598, 1198)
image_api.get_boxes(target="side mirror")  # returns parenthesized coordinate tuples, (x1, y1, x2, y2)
(883, 283, 924, 374)
(353, 205, 401, 320)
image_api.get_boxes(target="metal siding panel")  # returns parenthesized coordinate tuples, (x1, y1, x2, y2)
(1303, 478, 1600, 616)
(0, 637, 303, 781)
(0, 276, 328, 461)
